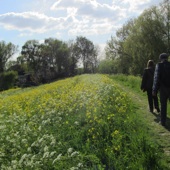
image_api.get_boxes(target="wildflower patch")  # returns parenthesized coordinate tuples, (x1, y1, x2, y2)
(0, 74, 166, 169)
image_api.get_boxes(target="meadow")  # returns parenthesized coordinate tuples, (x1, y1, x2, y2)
(0, 74, 168, 169)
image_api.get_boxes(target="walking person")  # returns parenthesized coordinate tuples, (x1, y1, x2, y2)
(152, 53, 170, 127)
(141, 60, 160, 113)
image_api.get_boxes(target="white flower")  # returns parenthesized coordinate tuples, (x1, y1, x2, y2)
(74, 121, 79, 125)
(27, 147, 31, 152)
(21, 139, 27, 144)
(52, 154, 62, 164)
(43, 152, 49, 158)
(70, 167, 78, 170)
(0, 125, 6, 129)
(19, 154, 27, 164)
(71, 151, 79, 157)
(67, 148, 73, 154)
(77, 163, 83, 168)
(50, 136, 56, 146)
(38, 126, 42, 131)
(44, 145, 49, 152)
(11, 160, 17, 165)
(50, 151, 56, 157)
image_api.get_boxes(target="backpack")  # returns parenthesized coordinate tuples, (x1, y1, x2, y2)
(159, 61, 170, 87)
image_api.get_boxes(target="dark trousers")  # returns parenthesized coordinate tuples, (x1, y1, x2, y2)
(147, 89, 159, 112)
(160, 86, 170, 125)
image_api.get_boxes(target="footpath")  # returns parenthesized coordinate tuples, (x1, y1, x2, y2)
(113, 80, 170, 167)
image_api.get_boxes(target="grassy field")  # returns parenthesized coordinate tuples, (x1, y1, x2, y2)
(0, 74, 169, 169)
(109, 74, 170, 168)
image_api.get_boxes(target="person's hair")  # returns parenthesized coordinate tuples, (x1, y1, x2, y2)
(147, 60, 154, 68)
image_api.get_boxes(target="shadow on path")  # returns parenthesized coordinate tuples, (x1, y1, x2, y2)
(152, 112, 170, 131)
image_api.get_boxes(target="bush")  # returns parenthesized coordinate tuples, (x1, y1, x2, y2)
(0, 71, 18, 91)
(110, 74, 142, 92)
(98, 59, 116, 74)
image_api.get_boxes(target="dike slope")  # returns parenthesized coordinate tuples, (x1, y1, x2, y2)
(112, 79, 170, 167)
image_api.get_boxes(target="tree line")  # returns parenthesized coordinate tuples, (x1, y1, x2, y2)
(0, 36, 99, 89)
(0, 0, 169, 90)
(99, 0, 170, 75)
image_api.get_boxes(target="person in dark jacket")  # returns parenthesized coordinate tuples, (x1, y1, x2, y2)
(141, 60, 160, 113)
(152, 53, 170, 127)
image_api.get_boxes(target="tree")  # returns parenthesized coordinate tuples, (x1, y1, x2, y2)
(21, 40, 41, 73)
(98, 59, 116, 74)
(67, 40, 79, 75)
(123, 6, 167, 74)
(160, 0, 170, 53)
(43, 38, 70, 76)
(0, 41, 18, 73)
(105, 20, 135, 74)
(105, 1, 169, 75)
(74, 36, 98, 73)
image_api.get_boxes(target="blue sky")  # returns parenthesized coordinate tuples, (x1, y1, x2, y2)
(0, 0, 163, 59)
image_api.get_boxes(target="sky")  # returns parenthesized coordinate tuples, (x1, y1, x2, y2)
(0, 0, 163, 59)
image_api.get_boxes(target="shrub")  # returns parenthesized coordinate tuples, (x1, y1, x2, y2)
(0, 71, 18, 91)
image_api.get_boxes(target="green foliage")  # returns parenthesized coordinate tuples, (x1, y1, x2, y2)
(105, 1, 170, 75)
(0, 71, 18, 91)
(77, 67, 84, 74)
(109, 74, 142, 93)
(74, 36, 98, 73)
(98, 59, 116, 74)
(0, 41, 18, 73)
(17, 37, 99, 82)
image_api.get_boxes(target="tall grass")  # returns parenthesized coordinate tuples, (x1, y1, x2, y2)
(109, 74, 142, 92)
(0, 74, 168, 169)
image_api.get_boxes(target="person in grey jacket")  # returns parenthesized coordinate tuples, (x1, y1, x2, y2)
(141, 60, 160, 113)
(152, 53, 170, 127)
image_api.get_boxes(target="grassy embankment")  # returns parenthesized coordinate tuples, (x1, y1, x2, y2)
(0, 74, 169, 169)
(109, 74, 170, 167)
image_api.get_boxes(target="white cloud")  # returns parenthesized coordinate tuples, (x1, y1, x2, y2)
(128, 0, 149, 11)
(0, 0, 163, 48)
(19, 32, 33, 37)
(0, 12, 66, 33)
(48, 0, 129, 38)
(68, 19, 115, 36)
(117, 0, 159, 14)
(0, 4, 119, 38)
(51, 0, 85, 10)
(51, 0, 125, 20)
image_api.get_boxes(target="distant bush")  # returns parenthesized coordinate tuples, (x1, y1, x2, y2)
(110, 74, 142, 93)
(98, 59, 116, 74)
(77, 68, 84, 74)
(0, 71, 18, 91)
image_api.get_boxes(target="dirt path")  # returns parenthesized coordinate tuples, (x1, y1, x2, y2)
(113, 80, 170, 166)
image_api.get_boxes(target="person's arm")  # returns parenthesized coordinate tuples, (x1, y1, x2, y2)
(152, 64, 160, 96)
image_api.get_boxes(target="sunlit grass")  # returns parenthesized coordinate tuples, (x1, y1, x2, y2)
(0, 74, 168, 169)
